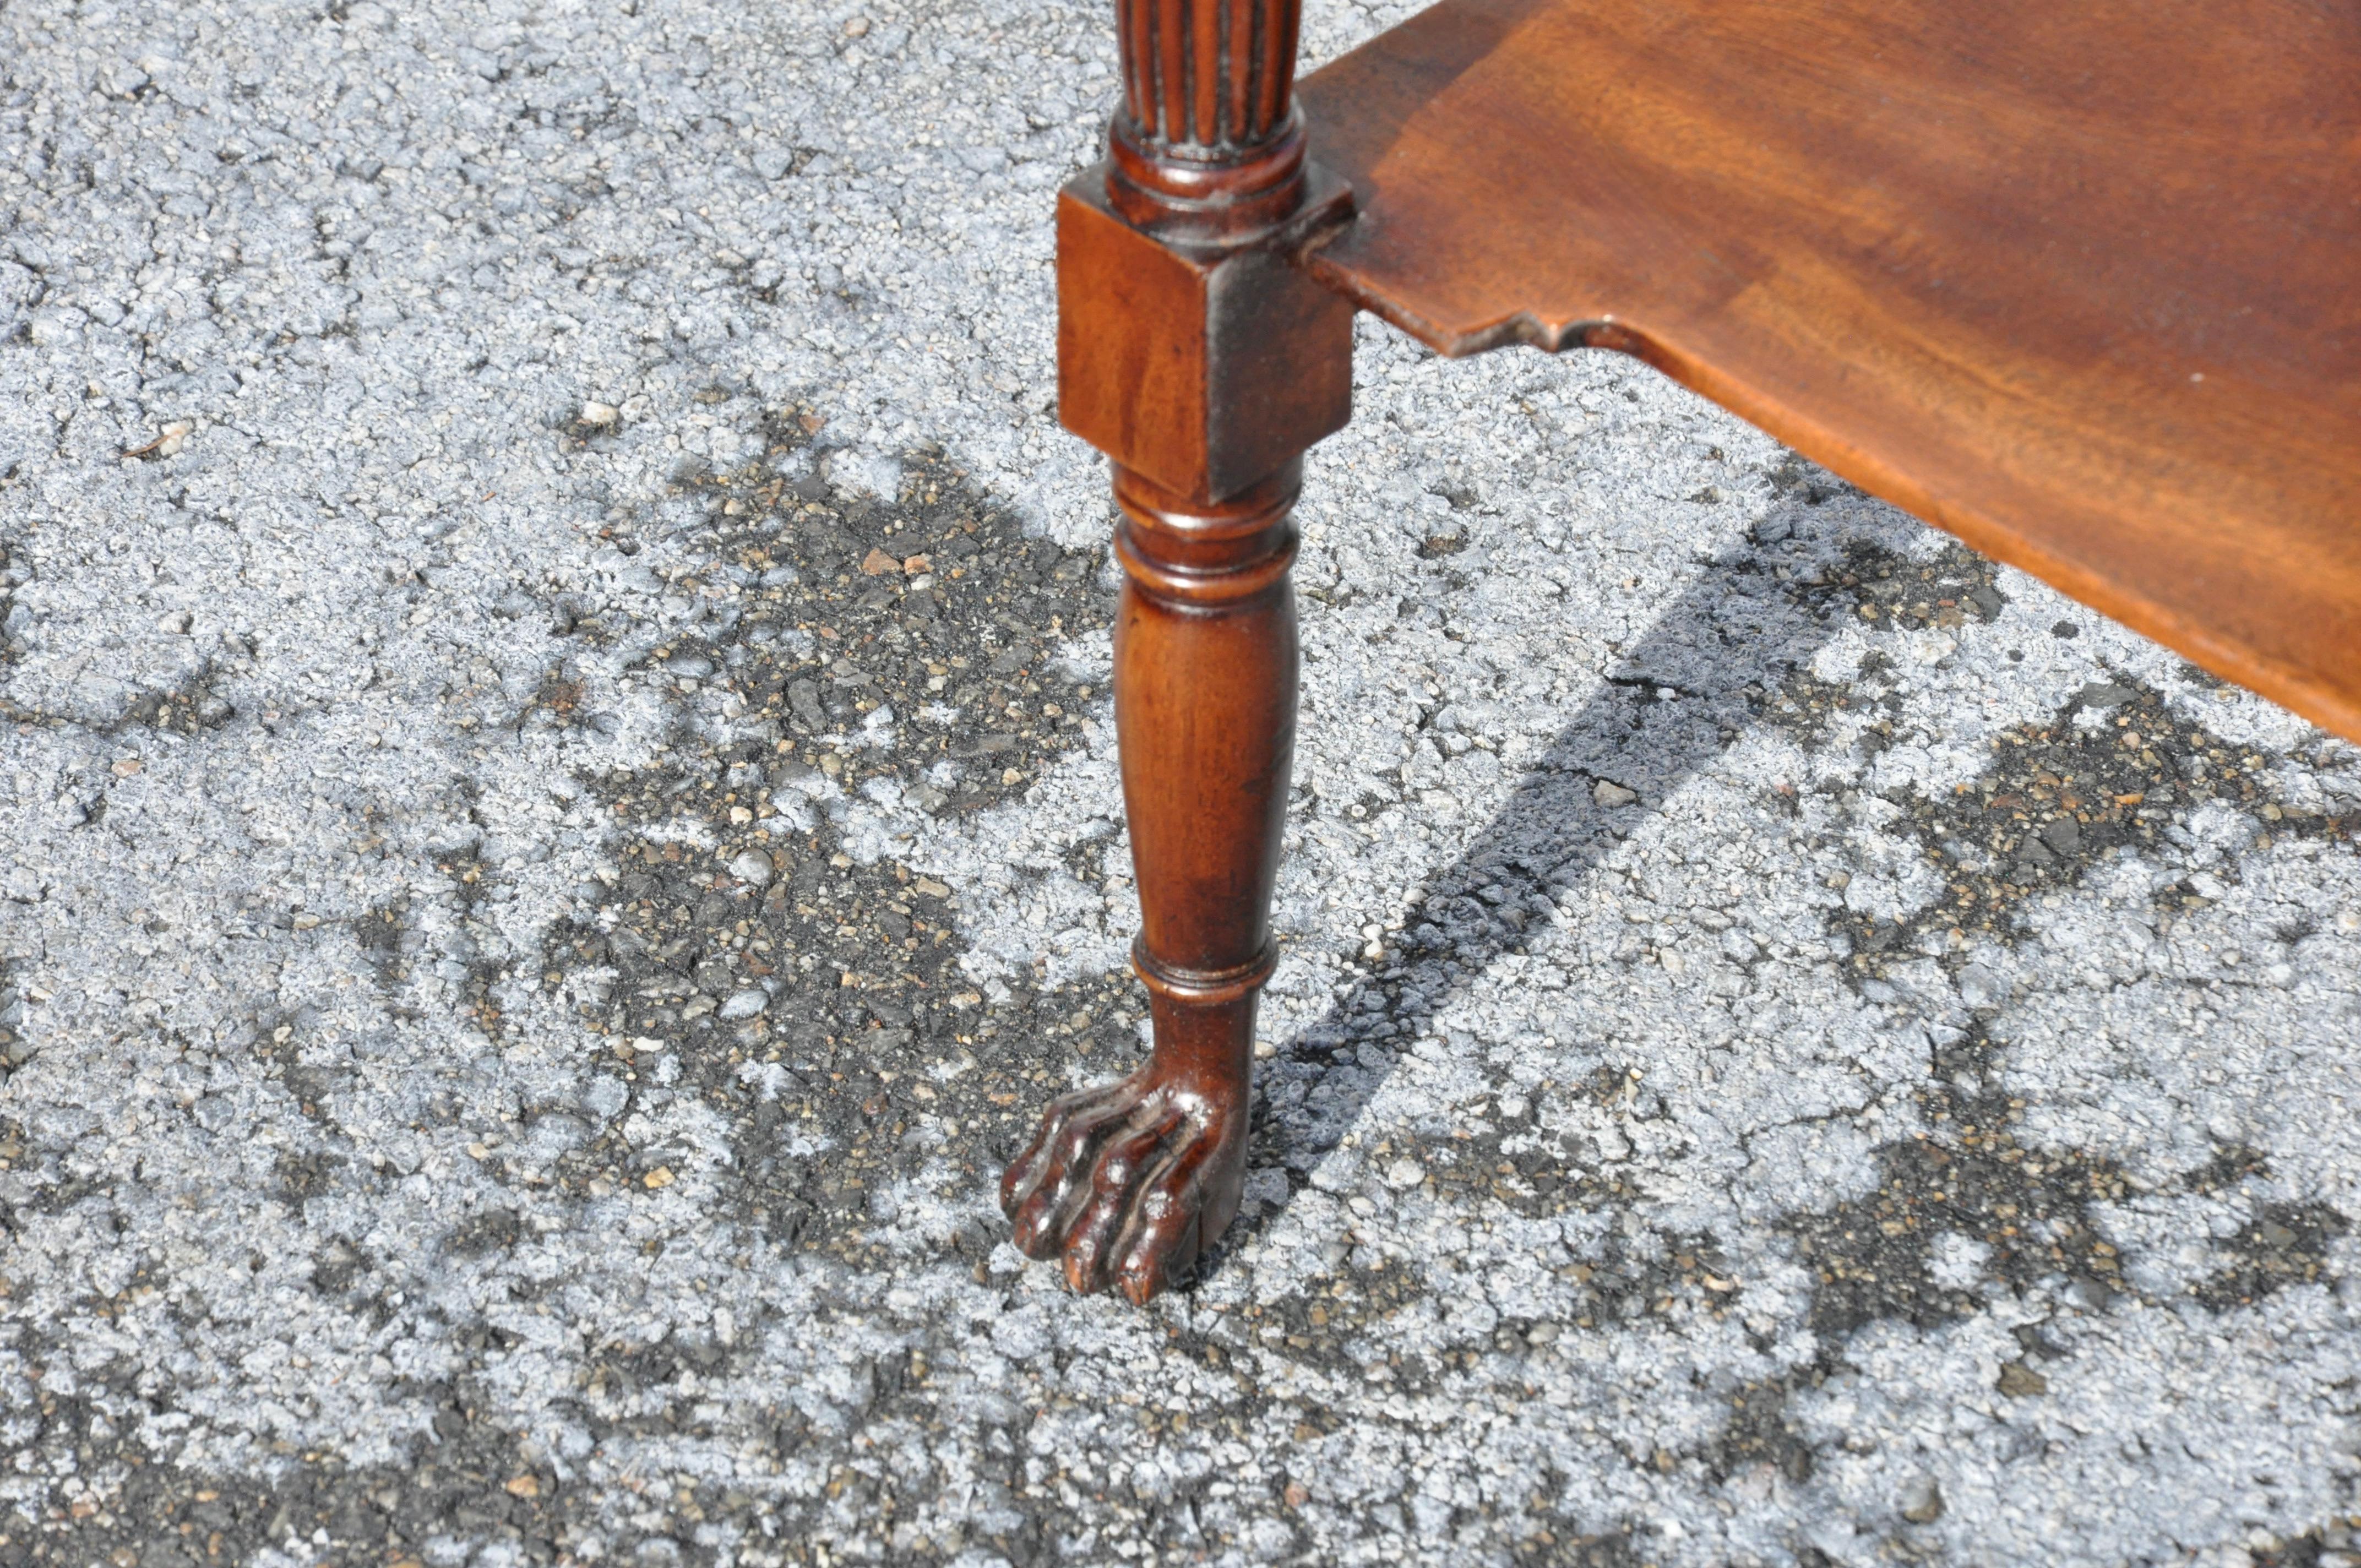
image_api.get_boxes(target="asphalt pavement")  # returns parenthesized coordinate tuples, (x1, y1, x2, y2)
(4, 2, 2360, 1564)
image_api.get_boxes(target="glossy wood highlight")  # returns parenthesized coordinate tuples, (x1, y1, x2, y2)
(1298, 0, 2361, 740)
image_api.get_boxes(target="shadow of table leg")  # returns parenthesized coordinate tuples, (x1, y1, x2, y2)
(1212, 532, 1854, 1269)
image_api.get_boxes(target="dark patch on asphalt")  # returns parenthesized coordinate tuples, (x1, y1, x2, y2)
(2253, 1530, 2339, 1568)
(0, 536, 20, 673)
(352, 896, 410, 988)
(1780, 536, 2008, 636)
(1835, 676, 2357, 970)
(1764, 453, 1865, 515)
(517, 665, 594, 732)
(0, 953, 27, 1082)
(306, 1232, 373, 1293)
(1753, 662, 1889, 754)
(1781, 1022, 2347, 1344)
(1786, 1115, 2132, 1338)
(0, 1118, 22, 1246)
(271, 1147, 346, 1205)
(1415, 520, 1470, 559)
(536, 421, 1130, 1279)
(258, 1016, 339, 1127)
(432, 845, 513, 1038)
(1755, 538, 2004, 755)
(0, 1353, 579, 1568)
(0, 667, 237, 735)
(120, 666, 236, 734)
(444, 1204, 523, 1259)
(1705, 1377, 1819, 1485)
(1509, 1523, 1646, 1567)
(1787, 1016, 2127, 1341)
(2190, 1198, 2351, 1311)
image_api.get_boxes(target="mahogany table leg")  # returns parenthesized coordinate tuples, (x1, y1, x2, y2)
(1002, 466, 1303, 1300)
(995, 0, 1356, 1300)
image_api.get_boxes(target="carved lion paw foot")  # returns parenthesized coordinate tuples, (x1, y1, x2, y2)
(999, 1066, 1245, 1304)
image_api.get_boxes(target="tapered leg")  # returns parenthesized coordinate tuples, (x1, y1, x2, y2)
(1001, 467, 1298, 1300)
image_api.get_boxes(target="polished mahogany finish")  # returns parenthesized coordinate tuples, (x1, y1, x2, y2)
(1107, 0, 1312, 232)
(1057, 168, 1353, 504)
(1297, 0, 2361, 741)
(1009, 0, 2360, 1301)
(1001, 0, 1350, 1300)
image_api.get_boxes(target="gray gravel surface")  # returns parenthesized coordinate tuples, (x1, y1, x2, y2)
(5, 2, 2361, 1565)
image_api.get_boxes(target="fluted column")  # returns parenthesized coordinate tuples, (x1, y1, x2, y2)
(1106, 0, 1312, 233)
(1117, 0, 1302, 151)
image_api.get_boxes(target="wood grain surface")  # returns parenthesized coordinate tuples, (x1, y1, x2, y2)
(1298, 0, 2361, 739)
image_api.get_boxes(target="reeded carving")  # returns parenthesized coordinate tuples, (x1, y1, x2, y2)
(1117, 0, 1303, 155)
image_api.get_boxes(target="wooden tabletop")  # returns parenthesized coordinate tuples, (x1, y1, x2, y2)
(1298, 0, 2361, 741)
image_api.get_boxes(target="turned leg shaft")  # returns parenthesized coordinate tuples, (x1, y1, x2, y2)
(995, 464, 1304, 1299)
(1114, 464, 1299, 1006)
(1112, 462, 1299, 1236)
